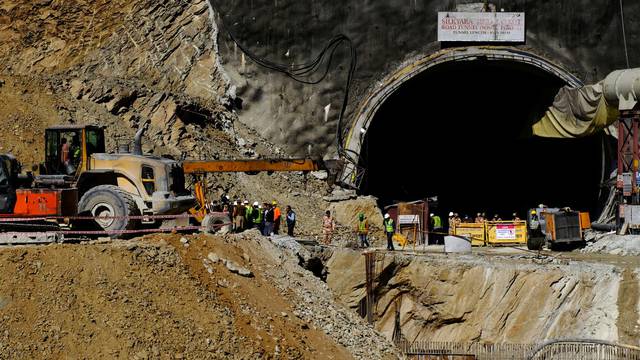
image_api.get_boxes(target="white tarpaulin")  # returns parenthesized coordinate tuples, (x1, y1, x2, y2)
(532, 82, 619, 138)
(438, 12, 525, 42)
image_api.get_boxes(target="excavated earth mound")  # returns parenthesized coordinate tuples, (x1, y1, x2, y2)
(0, 234, 398, 359)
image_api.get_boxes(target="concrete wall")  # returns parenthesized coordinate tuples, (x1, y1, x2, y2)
(210, 0, 640, 157)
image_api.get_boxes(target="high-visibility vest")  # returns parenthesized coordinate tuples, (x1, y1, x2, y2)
(433, 216, 442, 228)
(384, 219, 394, 233)
(253, 208, 263, 224)
(358, 219, 368, 234)
(245, 206, 253, 220)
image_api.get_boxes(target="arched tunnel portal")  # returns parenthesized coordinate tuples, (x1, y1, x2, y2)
(345, 47, 616, 220)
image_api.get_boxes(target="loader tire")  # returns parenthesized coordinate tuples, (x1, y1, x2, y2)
(78, 185, 139, 238)
(201, 214, 232, 234)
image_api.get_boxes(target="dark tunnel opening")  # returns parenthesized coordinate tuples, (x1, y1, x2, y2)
(359, 59, 616, 221)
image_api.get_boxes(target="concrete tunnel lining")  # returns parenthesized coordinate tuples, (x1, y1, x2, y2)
(342, 46, 615, 218)
(341, 46, 585, 186)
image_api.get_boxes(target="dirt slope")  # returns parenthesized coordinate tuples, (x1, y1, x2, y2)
(0, 234, 398, 359)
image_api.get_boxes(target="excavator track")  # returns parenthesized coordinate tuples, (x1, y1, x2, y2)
(0, 221, 63, 245)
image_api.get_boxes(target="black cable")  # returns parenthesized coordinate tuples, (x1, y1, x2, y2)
(225, 30, 359, 165)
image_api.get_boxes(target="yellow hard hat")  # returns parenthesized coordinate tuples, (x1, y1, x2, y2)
(530, 209, 537, 215)
(272, 200, 277, 205)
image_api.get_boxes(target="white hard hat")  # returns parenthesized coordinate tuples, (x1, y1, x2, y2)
(253, 201, 259, 206)
(233, 201, 238, 205)
(384, 214, 390, 219)
(449, 212, 454, 217)
(243, 200, 249, 204)
(430, 213, 434, 217)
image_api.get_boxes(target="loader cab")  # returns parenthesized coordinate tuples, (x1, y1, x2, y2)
(43, 125, 105, 176)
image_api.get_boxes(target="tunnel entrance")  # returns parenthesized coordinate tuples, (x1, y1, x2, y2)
(359, 58, 615, 220)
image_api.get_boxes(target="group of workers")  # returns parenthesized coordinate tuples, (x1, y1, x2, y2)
(208, 196, 297, 237)
(352, 211, 397, 251)
(447, 211, 522, 230)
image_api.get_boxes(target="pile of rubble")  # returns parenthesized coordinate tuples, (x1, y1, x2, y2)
(0, 232, 399, 359)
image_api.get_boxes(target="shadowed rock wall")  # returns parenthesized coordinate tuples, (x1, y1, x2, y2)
(211, 0, 640, 157)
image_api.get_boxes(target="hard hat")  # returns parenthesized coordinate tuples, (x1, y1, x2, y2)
(272, 200, 277, 205)
(449, 212, 454, 217)
(430, 213, 434, 217)
(233, 201, 238, 205)
(530, 209, 537, 215)
(253, 201, 259, 206)
(384, 214, 390, 219)
(243, 200, 249, 204)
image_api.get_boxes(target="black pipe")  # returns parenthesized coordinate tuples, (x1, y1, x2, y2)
(590, 222, 616, 231)
(133, 124, 147, 155)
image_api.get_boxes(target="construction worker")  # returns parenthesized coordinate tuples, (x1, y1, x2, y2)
(512, 212, 521, 221)
(356, 212, 369, 248)
(448, 211, 455, 234)
(430, 213, 443, 244)
(244, 200, 252, 230)
(322, 210, 335, 245)
(272, 201, 281, 235)
(233, 201, 244, 232)
(264, 203, 275, 236)
(69, 134, 81, 169)
(286, 205, 296, 237)
(474, 213, 484, 223)
(252, 201, 262, 230)
(383, 213, 395, 251)
(60, 137, 69, 171)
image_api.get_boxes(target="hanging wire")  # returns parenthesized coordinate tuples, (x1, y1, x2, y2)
(225, 31, 359, 165)
(619, 0, 630, 68)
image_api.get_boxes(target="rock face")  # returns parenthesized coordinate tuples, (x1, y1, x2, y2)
(210, 0, 640, 156)
(0, 0, 234, 166)
(326, 250, 640, 345)
(329, 196, 384, 229)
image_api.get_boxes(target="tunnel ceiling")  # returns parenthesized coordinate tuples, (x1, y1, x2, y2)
(359, 57, 614, 219)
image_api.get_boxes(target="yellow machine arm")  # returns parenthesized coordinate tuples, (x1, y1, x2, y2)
(184, 158, 340, 222)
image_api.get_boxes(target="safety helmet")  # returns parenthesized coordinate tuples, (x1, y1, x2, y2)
(243, 200, 249, 204)
(272, 200, 277, 205)
(530, 209, 537, 215)
(384, 214, 390, 219)
(449, 212, 454, 217)
(253, 201, 259, 206)
(430, 213, 434, 217)
(233, 201, 238, 206)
